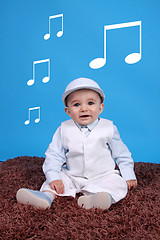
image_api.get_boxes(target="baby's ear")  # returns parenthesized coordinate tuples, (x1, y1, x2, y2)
(100, 103, 104, 113)
(65, 107, 70, 116)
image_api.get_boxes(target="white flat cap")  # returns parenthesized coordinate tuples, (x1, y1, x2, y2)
(62, 77, 105, 105)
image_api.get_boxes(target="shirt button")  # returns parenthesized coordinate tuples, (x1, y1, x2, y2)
(85, 171, 89, 176)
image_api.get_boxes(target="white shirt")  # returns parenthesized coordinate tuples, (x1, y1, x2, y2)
(43, 118, 136, 183)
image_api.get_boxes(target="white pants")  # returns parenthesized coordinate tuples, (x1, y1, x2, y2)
(40, 170, 128, 203)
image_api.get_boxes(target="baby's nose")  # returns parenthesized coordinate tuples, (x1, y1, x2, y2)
(81, 105, 88, 111)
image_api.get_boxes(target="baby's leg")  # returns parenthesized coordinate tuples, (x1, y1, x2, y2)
(16, 171, 79, 209)
(16, 188, 55, 209)
(77, 171, 127, 210)
(40, 171, 78, 198)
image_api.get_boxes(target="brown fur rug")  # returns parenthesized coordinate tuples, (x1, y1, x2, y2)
(0, 156, 159, 240)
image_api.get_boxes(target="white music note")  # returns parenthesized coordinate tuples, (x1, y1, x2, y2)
(27, 59, 50, 86)
(44, 13, 64, 40)
(89, 21, 142, 69)
(24, 107, 40, 125)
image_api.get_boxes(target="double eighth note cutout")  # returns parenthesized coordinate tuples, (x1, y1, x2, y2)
(90, 20, 142, 69)
(44, 13, 63, 40)
(25, 17, 142, 125)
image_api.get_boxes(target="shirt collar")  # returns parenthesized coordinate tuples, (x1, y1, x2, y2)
(75, 118, 100, 131)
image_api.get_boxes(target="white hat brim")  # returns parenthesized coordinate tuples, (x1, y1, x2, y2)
(62, 86, 105, 105)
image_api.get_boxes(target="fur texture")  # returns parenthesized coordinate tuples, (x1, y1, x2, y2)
(0, 156, 159, 239)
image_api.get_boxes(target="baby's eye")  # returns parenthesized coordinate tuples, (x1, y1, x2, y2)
(88, 101, 94, 105)
(74, 103, 80, 107)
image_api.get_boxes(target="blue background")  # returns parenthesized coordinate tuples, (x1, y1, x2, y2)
(0, 0, 160, 163)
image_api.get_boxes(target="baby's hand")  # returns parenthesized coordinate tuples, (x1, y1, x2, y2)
(49, 180, 65, 194)
(126, 179, 138, 190)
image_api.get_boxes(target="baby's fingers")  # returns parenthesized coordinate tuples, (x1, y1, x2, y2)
(50, 180, 64, 194)
(55, 182, 64, 194)
(126, 180, 138, 190)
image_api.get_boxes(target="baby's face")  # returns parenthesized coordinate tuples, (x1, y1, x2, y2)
(65, 89, 104, 125)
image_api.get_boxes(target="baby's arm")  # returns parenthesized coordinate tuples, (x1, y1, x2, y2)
(126, 179, 137, 190)
(108, 125, 137, 189)
(49, 180, 65, 194)
(43, 126, 66, 192)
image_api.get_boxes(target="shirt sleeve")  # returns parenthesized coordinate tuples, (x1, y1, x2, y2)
(42, 126, 66, 183)
(108, 125, 137, 181)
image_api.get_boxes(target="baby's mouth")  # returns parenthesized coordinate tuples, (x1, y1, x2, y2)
(80, 115, 90, 118)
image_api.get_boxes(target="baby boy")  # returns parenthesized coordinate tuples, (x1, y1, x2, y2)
(16, 77, 137, 210)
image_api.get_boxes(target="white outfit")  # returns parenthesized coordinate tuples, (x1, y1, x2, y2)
(41, 118, 136, 202)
